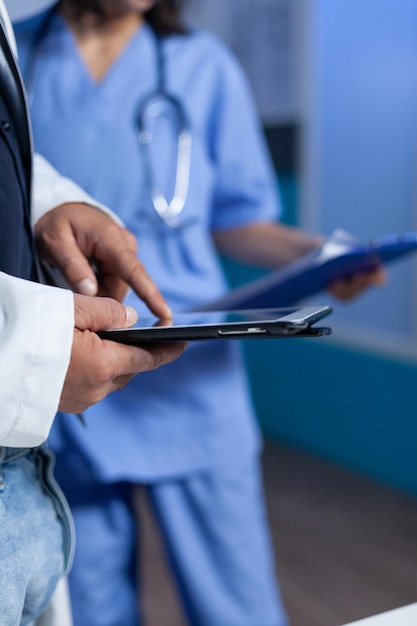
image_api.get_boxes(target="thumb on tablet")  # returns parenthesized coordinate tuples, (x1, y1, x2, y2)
(73, 294, 138, 331)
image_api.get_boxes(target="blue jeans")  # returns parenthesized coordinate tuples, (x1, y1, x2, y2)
(0, 445, 74, 626)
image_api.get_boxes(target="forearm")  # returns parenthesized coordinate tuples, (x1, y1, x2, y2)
(213, 222, 324, 269)
(0, 272, 73, 447)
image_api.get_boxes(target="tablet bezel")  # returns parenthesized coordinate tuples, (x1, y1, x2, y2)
(97, 306, 332, 344)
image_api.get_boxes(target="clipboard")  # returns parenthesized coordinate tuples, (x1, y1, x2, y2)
(197, 229, 417, 311)
(97, 306, 332, 344)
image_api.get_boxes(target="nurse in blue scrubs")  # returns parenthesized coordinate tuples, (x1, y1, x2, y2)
(15, 2, 385, 625)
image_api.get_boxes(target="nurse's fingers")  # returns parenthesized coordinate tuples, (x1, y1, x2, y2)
(327, 266, 387, 301)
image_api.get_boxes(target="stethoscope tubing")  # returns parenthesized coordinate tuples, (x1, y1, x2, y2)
(26, 6, 192, 228)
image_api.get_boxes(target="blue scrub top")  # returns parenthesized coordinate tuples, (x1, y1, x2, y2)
(16, 13, 282, 481)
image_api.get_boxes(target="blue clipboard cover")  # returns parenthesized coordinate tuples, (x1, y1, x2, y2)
(198, 229, 417, 310)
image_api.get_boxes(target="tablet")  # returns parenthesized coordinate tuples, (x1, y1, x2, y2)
(97, 305, 332, 344)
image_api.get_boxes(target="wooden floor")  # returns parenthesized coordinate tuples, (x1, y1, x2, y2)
(137, 439, 417, 626)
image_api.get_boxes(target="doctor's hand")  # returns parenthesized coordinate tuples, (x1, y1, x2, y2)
(326, 265, 387, 300)
(59, 294, 186, 414)
(35, 203, 171, 318)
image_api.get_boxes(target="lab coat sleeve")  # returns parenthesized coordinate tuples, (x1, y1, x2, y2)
(33, 153, 124, 227)
(0, 2, 75, 448)
(0, 272, 74, 447)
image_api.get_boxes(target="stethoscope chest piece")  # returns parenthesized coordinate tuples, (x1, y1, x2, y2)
(137, 89, 192, 228)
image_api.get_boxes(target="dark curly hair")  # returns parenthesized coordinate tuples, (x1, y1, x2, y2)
(147, 0, 187, 34)
(57, 0, 187, 35)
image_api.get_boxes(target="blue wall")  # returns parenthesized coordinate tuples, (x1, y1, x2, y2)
(246, 338, 417, 496)
(223, 175, 417, 496)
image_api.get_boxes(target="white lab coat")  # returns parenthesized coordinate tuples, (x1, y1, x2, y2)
(0, 4, 120, 623)
(0, 1, 120, 449)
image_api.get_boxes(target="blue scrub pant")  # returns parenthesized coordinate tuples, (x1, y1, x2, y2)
(55, 455, 288, 626)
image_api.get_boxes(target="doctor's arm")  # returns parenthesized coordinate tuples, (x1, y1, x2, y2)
(0, 273, 185, 447)
(32, 154, 171, 316)
(213, 221, 386, 300)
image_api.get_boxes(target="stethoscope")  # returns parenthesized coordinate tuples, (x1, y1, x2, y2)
(136, 30, 192, 227)
(26, 6, 192, 228)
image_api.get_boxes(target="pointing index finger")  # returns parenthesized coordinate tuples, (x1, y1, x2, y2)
(112, 247, 172, 318)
